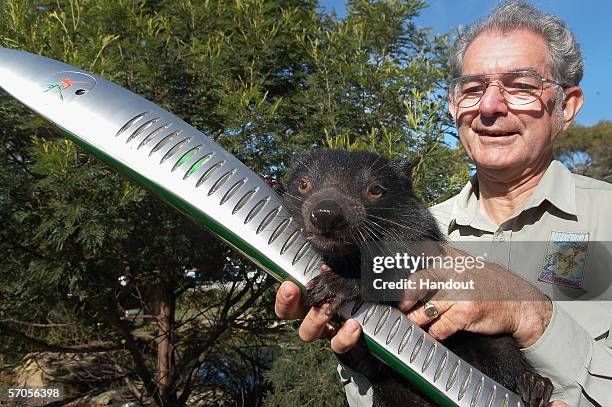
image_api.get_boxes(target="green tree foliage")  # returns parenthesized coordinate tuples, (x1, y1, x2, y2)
(263, 326, 347, 407)
(306, 0, 468, 205)
(0, 0, 467, 405)
(554, 121, 611, 182)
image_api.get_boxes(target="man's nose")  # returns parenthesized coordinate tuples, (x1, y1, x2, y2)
(478, 83, 508, 116)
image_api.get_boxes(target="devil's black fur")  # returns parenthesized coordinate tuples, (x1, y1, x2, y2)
(279, 149, 553, 407)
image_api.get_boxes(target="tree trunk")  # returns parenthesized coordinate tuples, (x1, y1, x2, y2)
(157, 268, 177, 405)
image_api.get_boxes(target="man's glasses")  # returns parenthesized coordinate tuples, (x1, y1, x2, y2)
(449, 71, 565, 108)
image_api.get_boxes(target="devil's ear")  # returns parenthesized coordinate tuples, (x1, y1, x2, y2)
(261, 175, 285, 196)
(390, 157, 420, 188)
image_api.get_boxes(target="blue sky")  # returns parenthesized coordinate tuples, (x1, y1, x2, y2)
(319, 0, 612, 126)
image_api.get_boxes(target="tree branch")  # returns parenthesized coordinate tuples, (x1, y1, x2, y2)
(0, 322, 124, 353)
(1, 319, 72, 329)
(175, 279, 273, 404)
(100, 300, 164, 407)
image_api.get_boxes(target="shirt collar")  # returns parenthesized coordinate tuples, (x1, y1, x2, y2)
(450, 174, 497, 233)
(524, 160, 577, 216)
(448, 160, 577, 234)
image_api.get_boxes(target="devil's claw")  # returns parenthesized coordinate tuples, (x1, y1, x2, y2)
(517, 371, 554, 407)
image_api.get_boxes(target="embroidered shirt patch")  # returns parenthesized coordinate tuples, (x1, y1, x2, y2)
(539, 231, 589, 288)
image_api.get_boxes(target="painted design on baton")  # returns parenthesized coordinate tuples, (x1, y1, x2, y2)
(44, 77, 88, 100)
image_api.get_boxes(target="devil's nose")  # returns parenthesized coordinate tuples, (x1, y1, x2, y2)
(310, 200, 345, 231)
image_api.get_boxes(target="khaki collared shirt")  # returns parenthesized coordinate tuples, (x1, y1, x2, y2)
(340, 161, 612, 406)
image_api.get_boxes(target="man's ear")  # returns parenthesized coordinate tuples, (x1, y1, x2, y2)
(391, 158, 420, 188)
(560, 86, 584, 133)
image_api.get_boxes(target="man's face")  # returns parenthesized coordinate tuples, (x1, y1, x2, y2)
(449, 29, 564, 172)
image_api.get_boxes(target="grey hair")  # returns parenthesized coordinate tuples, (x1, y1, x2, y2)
(448, 0, 584, 87)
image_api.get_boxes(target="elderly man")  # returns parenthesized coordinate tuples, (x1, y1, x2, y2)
(275, 1, 612, 406)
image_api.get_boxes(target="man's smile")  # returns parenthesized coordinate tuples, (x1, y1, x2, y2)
(474, 128, 517, 137)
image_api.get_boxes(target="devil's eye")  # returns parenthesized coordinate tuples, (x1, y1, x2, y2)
(298, 178, 310, 193)
(367, 185, 384, 199)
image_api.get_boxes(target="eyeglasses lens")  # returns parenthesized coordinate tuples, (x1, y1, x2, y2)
(452, 73, 543, 107)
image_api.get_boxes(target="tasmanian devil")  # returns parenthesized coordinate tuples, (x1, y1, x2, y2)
(277, 149, 553, 407)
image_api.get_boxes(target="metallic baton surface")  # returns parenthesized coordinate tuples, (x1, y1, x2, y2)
(0, 48, 524, 407)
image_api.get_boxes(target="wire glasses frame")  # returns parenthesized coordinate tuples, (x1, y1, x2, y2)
(449, 70, 565, 108)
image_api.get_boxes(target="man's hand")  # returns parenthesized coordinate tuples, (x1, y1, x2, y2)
(273, 274, 565, 407)
(398, 247, 553, 348)
(274, 279, 362, 354)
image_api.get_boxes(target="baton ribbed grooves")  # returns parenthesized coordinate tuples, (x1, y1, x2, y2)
(115, 112, 147, 137)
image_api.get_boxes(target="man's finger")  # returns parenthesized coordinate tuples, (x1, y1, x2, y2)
(427, 315, 459, 340)
(330, 319, 362, 354)
(275, 281, 305, 319)
(299, 305, 335, 342)
(398, 268, 442, 312)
